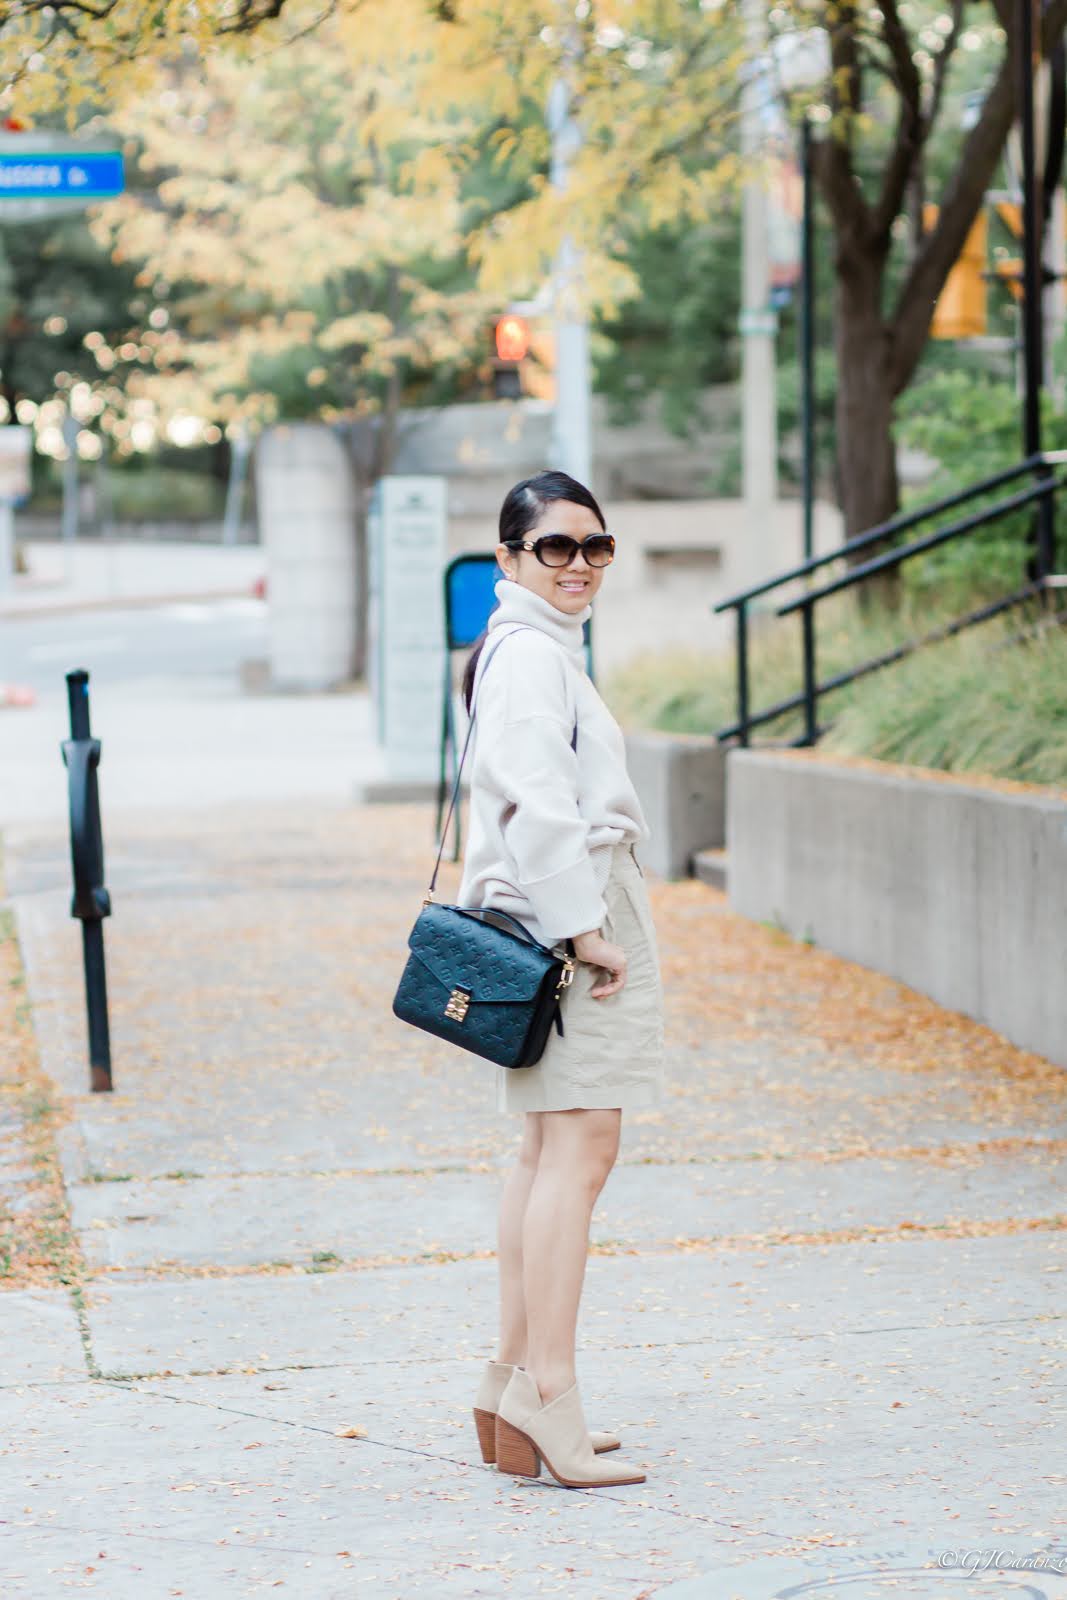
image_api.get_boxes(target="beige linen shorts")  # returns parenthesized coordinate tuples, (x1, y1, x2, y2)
(496, 841, 667, 1113)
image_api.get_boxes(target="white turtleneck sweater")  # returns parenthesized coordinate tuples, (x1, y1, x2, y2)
(455, 577, 650, 947)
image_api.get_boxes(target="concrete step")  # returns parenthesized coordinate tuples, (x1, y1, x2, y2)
(691, 845, 728, 891)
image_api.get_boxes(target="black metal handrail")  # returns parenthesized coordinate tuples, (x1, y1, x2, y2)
(714, 453, 1065, 747)
(776, 477, 1060, 615)
(713, 453, 1047, 615)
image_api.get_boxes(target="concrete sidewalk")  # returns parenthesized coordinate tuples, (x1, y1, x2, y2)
(1, 717, 1065, 1594)
(1, 538, 264, 620)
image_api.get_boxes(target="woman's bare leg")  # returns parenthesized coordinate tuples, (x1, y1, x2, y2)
(496, 1113, 544, 1366)
(521, 1107, 622, 1403)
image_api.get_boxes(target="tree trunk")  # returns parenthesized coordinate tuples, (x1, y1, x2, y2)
(347, 355, 403, 681)
(810, 0, 1067, 616)
(833, 255, 902, 605)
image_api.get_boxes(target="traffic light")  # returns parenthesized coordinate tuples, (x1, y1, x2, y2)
(492, 313, 529, 398)
(990, 200, 1024, 303)
(927, 204, 987, 338)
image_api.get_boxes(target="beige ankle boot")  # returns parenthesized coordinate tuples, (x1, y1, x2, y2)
(495, 1366, 646, 1488)
(472, 1359, 620, 1463)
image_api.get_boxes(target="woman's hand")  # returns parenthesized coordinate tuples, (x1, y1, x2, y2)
(571, 928, 627, 998)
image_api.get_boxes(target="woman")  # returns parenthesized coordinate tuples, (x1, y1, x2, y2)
(459, 469, 666, 1489)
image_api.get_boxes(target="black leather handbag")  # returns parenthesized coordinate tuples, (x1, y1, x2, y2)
(391, 626, 578, 1069)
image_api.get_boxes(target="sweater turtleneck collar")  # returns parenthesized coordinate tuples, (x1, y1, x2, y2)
(486, 577, 590, 665)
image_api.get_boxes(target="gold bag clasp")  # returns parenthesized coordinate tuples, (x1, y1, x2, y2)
(444, 987, 470, 1022)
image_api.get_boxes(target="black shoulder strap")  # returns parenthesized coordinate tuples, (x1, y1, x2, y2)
(428, 624, 578, 897)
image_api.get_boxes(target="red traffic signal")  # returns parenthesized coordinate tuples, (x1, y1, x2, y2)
(494, 314, 529, 363)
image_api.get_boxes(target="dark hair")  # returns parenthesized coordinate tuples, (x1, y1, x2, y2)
(461, 469, 607, 712)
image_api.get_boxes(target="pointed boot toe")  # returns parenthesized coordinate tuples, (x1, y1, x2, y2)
(495, 1367, 645, 1489)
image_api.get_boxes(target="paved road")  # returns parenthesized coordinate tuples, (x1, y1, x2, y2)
(1, 665, 380, 832)
(1, 670, 1064, 1599)
(0, 596, 269, 695)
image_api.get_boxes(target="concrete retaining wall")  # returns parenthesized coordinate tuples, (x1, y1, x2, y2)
(624, 730, 727, 879)
(727, 750, 1067, 1068)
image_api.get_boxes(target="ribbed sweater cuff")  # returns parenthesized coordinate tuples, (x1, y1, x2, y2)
(589, 841, 614, 898)
(519, 853, 607, 944)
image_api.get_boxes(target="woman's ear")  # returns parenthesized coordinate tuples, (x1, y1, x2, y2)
(495, 543, 515, 580)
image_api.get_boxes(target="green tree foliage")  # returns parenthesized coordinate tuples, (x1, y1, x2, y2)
(895, 370, 1067, 602)
(594, 220, 742, 437)
(0, 213, 139, 412)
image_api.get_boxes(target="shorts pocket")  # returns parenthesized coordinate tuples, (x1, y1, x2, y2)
(618, 877, 663, 982)
(617, 876, 651, 935)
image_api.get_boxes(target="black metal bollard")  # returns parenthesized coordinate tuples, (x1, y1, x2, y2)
(61, 669, 113, 1091)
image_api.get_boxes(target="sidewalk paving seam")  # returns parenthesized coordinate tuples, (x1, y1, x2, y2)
(2, 1516, 361, 1563)
(0, 1375, 96, 1392)
(65, 1309, 1064, 1388)
(70, 1288, 96, 1377)
(68, 1210, 1067, 1283)
(67, 1134, 1067, 1182)
(74, 1379, 785, 1535)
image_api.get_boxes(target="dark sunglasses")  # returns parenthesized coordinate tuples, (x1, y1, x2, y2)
(503, 532, 616, 568)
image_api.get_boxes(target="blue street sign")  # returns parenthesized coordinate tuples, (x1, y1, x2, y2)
(0, 150, 124, 201)
(445, 553, 500, 649)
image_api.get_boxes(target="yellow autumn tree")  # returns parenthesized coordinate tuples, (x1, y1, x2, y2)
(87, 1, 497, 458)
(0, 0, 293, 122)
(10, 0, 748, 330)
(13, 0, 751, 480)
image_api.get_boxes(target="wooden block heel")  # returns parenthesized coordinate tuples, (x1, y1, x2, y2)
(472, 1407, 498, 1464)
(495, 1415, 541, 1477)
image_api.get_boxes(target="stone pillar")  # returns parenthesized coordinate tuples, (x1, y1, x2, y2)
(255, 423, 358, 691)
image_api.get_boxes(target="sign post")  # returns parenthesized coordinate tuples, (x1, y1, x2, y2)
(366, 476, 448, 793)
(0, 426, 32, 596)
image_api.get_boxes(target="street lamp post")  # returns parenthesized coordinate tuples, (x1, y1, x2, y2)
(1019, 0, 1044, 458)
(771, 27, 828, 568)
(547, 24, 592, 491)
(1018, 0, 1057, 582)
(740, 0, 777, 587)
(799, 114, 816, 565)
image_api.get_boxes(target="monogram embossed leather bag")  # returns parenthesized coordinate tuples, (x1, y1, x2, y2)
(391, 626, 578, 1069)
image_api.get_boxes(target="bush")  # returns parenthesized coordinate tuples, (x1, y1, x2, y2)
(606, 591, 935, 743)
(105, 466, 226, 522)
(29, 462, 225, 523)
(604, 595, 1067, 788)
(821, 616, 1067, 787)
(894, 372, 1067, 605)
